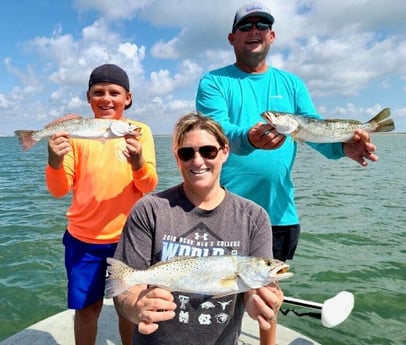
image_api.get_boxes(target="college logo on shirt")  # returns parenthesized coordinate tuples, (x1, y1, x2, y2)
(161, 221, 241, 261)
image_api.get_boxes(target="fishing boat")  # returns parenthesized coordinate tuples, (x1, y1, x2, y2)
(0, 291, 354, 345)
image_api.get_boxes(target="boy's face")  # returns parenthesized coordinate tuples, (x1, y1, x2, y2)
(87, 82, 132, 119)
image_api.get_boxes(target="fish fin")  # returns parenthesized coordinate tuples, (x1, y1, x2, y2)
(290, 131, 305, 144)
(326, 119, 362, 124)
(44, 113, 84, 129)
(367, 108, 395, 132)
(219, 275, 238, 287)
(212, 293, 232, 299)
(14, 130, 38, 151)
(105, 258, 135, 298)
(152, 256, 196, 266)
(375, 118, 395, 132)
(211, 276, 239, 298)
(292, 137, 305, 144)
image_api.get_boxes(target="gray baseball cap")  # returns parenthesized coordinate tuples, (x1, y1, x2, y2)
(232, 2, 275, 31)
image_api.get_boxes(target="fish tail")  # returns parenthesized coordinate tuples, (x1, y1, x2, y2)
(105, 258, 135, 298)
(14, 130, 38, 151)
(367, 108, 395, 133)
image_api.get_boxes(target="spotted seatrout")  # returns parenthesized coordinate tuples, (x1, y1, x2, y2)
(261, 107, 394, 143)
(105, 255, 292, 298)
(15, 113, 141, 151)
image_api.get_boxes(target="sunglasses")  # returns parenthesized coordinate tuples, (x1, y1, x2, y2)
(177, 145, 222, 162)
(235, 21, 272, 33)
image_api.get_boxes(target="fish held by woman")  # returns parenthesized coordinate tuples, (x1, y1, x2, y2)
(261, 107, 395, 143)
(15, 113, 141, 151)
(105, 255, 292, 298)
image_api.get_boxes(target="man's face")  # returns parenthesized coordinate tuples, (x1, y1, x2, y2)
(228, 16, 275, 65)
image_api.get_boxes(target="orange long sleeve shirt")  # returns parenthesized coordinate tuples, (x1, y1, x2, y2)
(45, 120, 158, 244)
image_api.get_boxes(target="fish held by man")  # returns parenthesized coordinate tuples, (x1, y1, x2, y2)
(105, 255, 292, 298)
(261, 108, 395, 143)
(15, 113, 141, 151)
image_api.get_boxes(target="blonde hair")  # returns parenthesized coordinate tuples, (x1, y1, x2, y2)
(173, 112, 229, 150)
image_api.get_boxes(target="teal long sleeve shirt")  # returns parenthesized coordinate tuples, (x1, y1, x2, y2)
(196, 65, 344, 226)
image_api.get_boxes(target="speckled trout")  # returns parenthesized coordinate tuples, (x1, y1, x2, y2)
(261, 107, 394, 143)
(15, 113, 141, 151)
(105, 255, 292, 298)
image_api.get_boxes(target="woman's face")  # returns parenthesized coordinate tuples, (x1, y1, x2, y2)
(175, 128, 229, 193)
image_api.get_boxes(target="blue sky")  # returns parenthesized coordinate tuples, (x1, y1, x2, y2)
(1, 0, 405, 136)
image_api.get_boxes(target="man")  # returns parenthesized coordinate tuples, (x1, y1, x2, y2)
(196, 3, 378, 344)
(196, 1, 378, 263)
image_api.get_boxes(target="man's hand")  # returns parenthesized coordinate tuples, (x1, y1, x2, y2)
(248, 122, 286, 150)
(343, 129, 378, 167)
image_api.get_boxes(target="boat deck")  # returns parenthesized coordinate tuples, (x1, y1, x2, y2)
(0, 299, 320, 345)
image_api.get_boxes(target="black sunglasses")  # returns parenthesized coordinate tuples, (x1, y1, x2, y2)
(235, 21, 272, 33)
(177, 145, 222, 162)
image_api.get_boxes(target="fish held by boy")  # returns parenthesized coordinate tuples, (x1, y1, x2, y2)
(261, 107, 395, 143)
(15, 113, 141, 151)
(105, 255, 292, 298)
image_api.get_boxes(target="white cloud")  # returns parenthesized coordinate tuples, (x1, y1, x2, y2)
(146, 60, 202, 96)
(151, 38, 179, 59)
(0, 94, 9, 109)
(1, 0, 405, 135)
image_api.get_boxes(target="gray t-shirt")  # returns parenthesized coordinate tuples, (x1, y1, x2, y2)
(114, 184, 273, 345)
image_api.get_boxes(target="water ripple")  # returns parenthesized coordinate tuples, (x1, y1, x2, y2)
(1, 135, 405, 344)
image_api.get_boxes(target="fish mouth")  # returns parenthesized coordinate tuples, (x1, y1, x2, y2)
(271, 262, 293, 281)
(131, 126, 141, 132)
(277, 266, 290, 275)
(261, 112, 276, 126)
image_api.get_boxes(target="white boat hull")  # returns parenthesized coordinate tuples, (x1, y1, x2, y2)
(0, 299, 320, 345)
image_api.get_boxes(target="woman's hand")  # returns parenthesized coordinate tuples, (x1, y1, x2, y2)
(115, 286, 177, 335)
(244, 283, 284, 330)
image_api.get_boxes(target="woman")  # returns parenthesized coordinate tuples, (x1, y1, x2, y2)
(112, 112, 283, 345)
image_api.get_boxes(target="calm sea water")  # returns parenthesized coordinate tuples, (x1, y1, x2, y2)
(0, 134, 405, 345)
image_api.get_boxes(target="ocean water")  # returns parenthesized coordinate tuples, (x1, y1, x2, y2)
(0, 134, 405, 345)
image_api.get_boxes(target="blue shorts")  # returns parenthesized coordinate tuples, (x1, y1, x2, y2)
(63, 230, 117, 310)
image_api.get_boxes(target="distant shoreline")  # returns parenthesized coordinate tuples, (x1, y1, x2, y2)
(1, 132, 405, 138)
